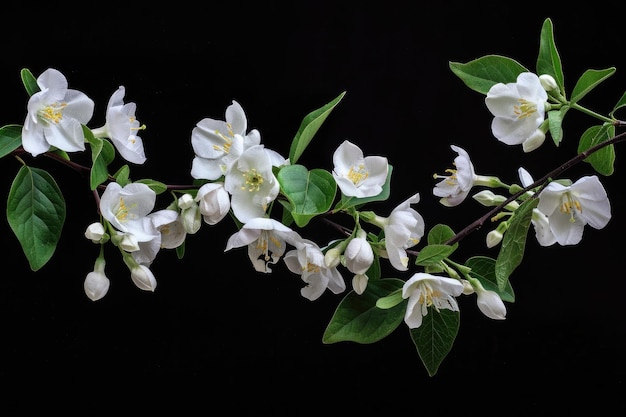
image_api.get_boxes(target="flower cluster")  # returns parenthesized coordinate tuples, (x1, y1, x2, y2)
(2, 18, 621, 376)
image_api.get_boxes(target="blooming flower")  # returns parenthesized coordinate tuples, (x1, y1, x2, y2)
(368, 193, 424, 271)
(332, 140, 388, 198)
(196, 182, 231, 225)
(224, 144, 281, 223)
(190, 100, 261, 180)
(99, 182, 159, 242)
(225, 217, 303, 273)
(90, 86, 146, 164)
(485, 72, 548, 152)
(537, 175, 611, 245)
(21, 68, 95, 157)
(433, 145, 477, 207)
(284, 239, 346, 301)
(401, 273, 465, 329)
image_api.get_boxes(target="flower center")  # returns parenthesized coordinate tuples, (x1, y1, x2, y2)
(241, 169, 264, 192)
(514, 98, 537, 120)
(433, 168, 458, 185)
(39, 102, 67, 124)
(559, 192, 582, 223)
(347, 164, 369, 186)
(212, 123, 235, 154)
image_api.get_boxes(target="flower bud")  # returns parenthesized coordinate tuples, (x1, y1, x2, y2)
(119, 233, 140, 252)
(352, 273, 369, 295)
(324, 246, 343, 268)
(130, 264, 157, 292)
(344, 232, 374, 274)
(486, 229, 503, 248)
(84, 258, 110, 301)
(85, 222, 107, 243)
(181, 204, 201, 234)
(196, 182, 230, 225)
(539, 74, 558, 92)
(177, 193, 195, 210)
(522, 129, 546, 153)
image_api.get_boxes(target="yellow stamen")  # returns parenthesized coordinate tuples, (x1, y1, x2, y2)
(513, 98, 537, 120)
(347, 164, 369, 186)
(241, 169, 264, 192)
(39, 102, 67, 124)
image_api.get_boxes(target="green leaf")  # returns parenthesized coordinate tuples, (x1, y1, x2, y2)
(277, 164, 336, 227)
(415, 244, 455, 267)
(289, 91, 346, 165)
(332, 165, 393, 212)
(577, 124, 615, 176)
(609, 91, 626, 118)
(536, 17, 564, 93)
(85, 128, 114, 190)
(20, 68, 39, 96)
(427, 223, 457, 247)
(410, 308, 460, 377)
(7, 166, 66, 271)
(570, 68, 616, 105)
(465, 256, 515, 302)
(449, 55, 528, 95)
(135, 178, 168, 194)
(495, 197, 538, 291)
(547, 107, 567, 146)
(112, 164, 131, 187)
(0, 124, 23, 158)
(322, 278, 406, 344)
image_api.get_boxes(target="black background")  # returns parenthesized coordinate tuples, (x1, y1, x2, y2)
(1, 1, 624, 413)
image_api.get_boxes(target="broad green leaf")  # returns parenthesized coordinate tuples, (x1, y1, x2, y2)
(577, 124, 615, 176)
(449, 55, 528, 95)
(495, 198, 538, 291)
(0, 124, 23, 158)
(323, 278, 406, 344)
(427, 223, 457, 247)
(7, 166, 66, 271)
(465, 256, 515, 302)
(570, 68, 616, 105)
(609, 90, 626, 118)
(536, 17, 564, 93)
(277, 164, 336, 227)
(20, 68, 39, 96)
(415, 244, 455, 267)
(289, 91, 346, 165)
(332, 165, 393, 212)
(410, 308, 460, 377)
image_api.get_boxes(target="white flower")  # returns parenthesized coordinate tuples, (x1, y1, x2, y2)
(99, 182, 158, 242)
(224, 144, 280, 223)
(375, 193, 425, 271)
(518, 167, 557, 246)
(433, 145, 478, 207)
(84, 258, 110, 301)
(85, 222, 106, 243)
(225, 217, 303, 273)
(190, 100, 261, 180)
(130, 264, 157, 292)
(537, 175, 611, 245)
(332, 140, 388, 198)
(485, 72, 548, 151)
(90, 86, 146, 164)
(284, 239, 346, 301)
(401, 273, 464, 329)
(343, 231, 373, 274)
(177, 194, 201, 234)
(196, 182, 231, 225)
(154, 211, 186, 249)
(21, 68, 95, 157)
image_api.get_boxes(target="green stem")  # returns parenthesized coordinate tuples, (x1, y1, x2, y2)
(570, 102, 615, 124)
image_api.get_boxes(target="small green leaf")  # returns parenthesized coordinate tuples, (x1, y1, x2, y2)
(427, 223, 457, 246)
(135, 178, 168, 194)
(536, 17, 565, 93)
(495, 198, 538, 291)
(449, 55, 528, 95)
(277, 164, 336, 227)
(577, 124, 615, 176)
(289, 91, 346, 165)
(20, 68, 39, 96)
(547, 107, 566, 146)
(570, 68, 616, 105)
(112, 165, 131, 187)
(415, 244, 455, 267)
(410, 308, 460, 377)
(0, 124, 23, 158)
(323, 278, 406, 344)
(7, 166, 66, 271)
